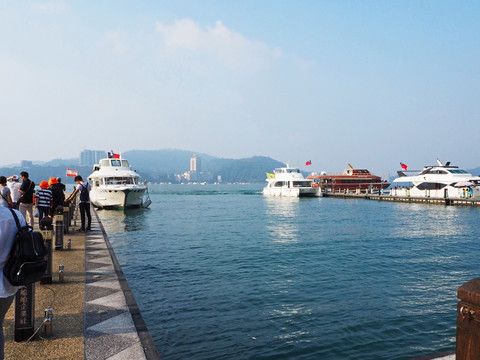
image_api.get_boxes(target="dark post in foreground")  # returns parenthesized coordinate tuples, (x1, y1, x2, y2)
(40, 217, 53, 284)
(54, 205, 64, 250)
(457, 278, 480, 359)
(14, 284, 35, 342)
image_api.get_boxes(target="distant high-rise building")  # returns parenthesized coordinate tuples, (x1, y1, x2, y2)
(80, 150, 107, 165)
(20, 160, 33, 168)
(190, 155, 201, 172)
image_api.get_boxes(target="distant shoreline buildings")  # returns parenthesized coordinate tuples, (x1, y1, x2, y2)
(80, 150, 107, 166)
(180, 155, 213, 183)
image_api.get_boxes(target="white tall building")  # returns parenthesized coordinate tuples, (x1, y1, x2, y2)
(190, 155, 201, 172)
(80, 150, 107, 165)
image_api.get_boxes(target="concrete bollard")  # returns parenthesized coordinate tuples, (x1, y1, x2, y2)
(14, 284, 35, 342)
(457, 278, 480, 360)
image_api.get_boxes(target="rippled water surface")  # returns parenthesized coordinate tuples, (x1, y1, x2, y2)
(96, 184, 480, 360)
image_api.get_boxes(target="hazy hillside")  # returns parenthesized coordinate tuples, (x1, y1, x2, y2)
(0, 149, 286, 183)
(123, 149, 217, 174)
(206, 156, 285, 183)
(469, 167, 480, 176)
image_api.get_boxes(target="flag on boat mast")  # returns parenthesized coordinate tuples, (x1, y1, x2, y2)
(266, 173, 275, 178)
(108, 151, 120, 159)
(400, 162, 408, 171)
(306, 160, 312, 166)
(66, 168, 78, 177)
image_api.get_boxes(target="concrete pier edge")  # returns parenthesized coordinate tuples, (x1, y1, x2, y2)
(85, 209, 161, 359)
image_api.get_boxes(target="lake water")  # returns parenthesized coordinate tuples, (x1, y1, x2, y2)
(96, 184, 479, 360)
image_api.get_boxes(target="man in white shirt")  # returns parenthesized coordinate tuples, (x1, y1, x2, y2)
(6, 176, 20, 210)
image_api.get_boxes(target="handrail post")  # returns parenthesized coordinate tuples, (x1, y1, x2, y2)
(457, 278, 480, 359)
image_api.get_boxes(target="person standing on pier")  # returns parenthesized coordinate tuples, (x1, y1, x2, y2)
(18, 172, 35, 227)
(35, 181, 53, 222)
(0, 178, 12, 209)
(0, 207, 26, 359)
(48, 177, 65, 217)
(6, 176, 20, 210)
(65, 175, 91, 232)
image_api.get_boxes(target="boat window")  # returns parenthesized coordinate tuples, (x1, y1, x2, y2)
(450, 169, 469, 174)
(292, 181, 311, 187)
(105, 177, 136, 185)
(416, 182, 447, 190)
(111, 160, 121, 166)
(274, 181, 285, 187)
(121, 160, 129, 167)
(287, 169, 300, 173)
(100, 160, 110, 167)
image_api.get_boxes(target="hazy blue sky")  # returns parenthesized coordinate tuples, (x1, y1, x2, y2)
(1, 1, 478, 176)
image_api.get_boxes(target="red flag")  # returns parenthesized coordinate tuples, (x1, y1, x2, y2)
(400, 162, 407, 171)
(66, 168, 78, 177)
(306, 160, 312, 166)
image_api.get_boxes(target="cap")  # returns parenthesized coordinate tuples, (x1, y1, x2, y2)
(11, 175, 18, 181)
(48, 177, 58, 185)
(40, 181, 49, 189)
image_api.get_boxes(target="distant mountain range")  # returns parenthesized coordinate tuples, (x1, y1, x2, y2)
(3, 150, 479, 184)
(0, 149, 286, 184)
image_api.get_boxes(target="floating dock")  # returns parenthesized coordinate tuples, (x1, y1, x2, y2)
(324, 191, 480, 206)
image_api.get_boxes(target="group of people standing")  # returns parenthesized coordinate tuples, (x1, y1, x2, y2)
(0, 172, 92, 358)
(0, 172, 66, 227)
(0, 172, 91, 231)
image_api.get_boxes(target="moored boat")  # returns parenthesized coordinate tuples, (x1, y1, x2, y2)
(391, 159, 480, 199)
(87, 153, 151, 209)
(263, 166, 320, 197)
(307, 164, 389, 193)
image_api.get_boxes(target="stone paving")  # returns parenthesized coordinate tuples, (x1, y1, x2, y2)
(3, 205, 160, 360)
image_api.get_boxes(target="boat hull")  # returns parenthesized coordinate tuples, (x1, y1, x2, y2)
(90, 186, 147, 209)
(262, 187, 320, 197)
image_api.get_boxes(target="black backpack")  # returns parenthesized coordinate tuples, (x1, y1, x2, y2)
(79, 183, 90, 202)
(3, 209, 48, 286)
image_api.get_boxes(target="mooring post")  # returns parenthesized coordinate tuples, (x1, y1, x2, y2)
(40, 216, 53, 284)
(457, 278, 480, 359)
(63, 203, 70, 234)
(54, 205, 64, 250)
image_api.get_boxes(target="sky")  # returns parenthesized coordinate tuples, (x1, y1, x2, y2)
(1, 1, 479, 176)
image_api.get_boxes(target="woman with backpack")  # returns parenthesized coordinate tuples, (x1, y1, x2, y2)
(65, 175, 91, 232)
(48, 177, 65, 217)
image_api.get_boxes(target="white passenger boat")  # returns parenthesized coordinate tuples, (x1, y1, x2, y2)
(391, 159, 480, 199)
(88, 155, 152, 209)
(263, 166, 320, 197)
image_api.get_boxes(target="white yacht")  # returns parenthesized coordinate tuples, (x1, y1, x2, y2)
(263, 166, 320, 197)
(88, 155, 152, 209)
(391, 159, 480, 199)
